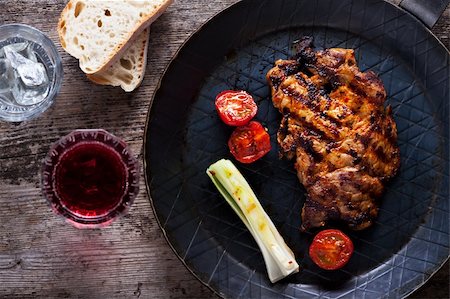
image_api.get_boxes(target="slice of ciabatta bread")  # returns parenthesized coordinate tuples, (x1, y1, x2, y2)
(58, 0, 172, 74)
(86, 27, 150, 92)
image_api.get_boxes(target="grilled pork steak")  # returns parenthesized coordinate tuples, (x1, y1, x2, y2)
(266, 37, 400, 231)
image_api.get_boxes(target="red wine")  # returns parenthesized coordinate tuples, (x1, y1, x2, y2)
(55, 142, 128, 217)
(42, 129, 139, 228)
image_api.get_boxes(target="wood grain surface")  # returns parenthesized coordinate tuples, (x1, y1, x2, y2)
(0, 1, 448, 298)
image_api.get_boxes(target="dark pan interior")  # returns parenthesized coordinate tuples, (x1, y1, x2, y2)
(145, 0, 449, 298)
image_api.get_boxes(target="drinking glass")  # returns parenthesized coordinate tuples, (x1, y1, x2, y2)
(0, 24, 63, 122)
(41, 129, 140, 228)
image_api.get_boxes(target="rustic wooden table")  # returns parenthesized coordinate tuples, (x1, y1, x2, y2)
(0, 0, 448, 298)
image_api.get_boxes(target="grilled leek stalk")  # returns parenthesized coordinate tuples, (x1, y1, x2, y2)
(206, 159, 299, 283)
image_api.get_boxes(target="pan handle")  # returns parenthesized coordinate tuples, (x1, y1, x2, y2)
(399, 0, 449, 28)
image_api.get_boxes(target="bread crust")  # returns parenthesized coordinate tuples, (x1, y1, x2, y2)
(58, 0, 172, 75)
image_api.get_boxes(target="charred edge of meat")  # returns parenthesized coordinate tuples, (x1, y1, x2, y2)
(299, 198, 327, 231)
(277, 60, 301, 76)
(384, 115, 398, 145)
(269, 74, 283, 91)
(378, 157, 401, 182)
(292, 36, 317, 76)
(350, 71, 386, 105)
(293, 36, 315, 62)
(369, 111, 390, 134)
(300, 207, 377, 232)
(317, 50, 353, 87)
(277, 114, 295, 158)
(300, 193, 379, 231)
(269, 60, 301, 90)
(341, 212, 376, 230)
(309, 49, 350, 89)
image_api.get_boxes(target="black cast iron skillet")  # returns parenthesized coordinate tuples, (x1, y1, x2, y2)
(144, 0, 449, 298)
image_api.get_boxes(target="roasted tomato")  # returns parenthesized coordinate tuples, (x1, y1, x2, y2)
(228, 121, 271, 163)
(309, 229, 354, 270)
(215, 90, 258, 126)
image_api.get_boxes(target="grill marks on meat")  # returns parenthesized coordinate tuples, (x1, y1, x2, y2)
(267, 37, 400, 231)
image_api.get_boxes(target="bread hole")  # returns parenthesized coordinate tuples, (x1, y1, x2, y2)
(61, 26, 66, 35)
(118, 73, 133, 84)
(59, 20, 65, 29)
(74, 1, 85, 18)
(120, 58, 133, 70)
(97, 19, 103, 27)
(104, 9, 111, 16)
(80, 45, 85, 50)
(139, 12, 144, 17)
(109, 32, 115, 38)
(73, 36, 79, 45)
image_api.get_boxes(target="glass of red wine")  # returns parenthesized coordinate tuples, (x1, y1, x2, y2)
(41, 129, 140, 228)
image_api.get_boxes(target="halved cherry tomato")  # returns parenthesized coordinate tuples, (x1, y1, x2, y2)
(228, 121, 271, 164)
(215, 90, 258, 126)
(309, 229, 354, 270)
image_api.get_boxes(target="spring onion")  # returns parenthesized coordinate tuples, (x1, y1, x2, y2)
(206, 159, 299, 283)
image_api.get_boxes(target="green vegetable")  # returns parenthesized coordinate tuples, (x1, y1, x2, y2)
(207, 159, 299, 283)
